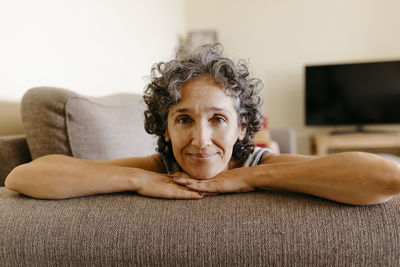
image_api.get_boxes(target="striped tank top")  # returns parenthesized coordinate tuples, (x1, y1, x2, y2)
(243, 147, 273, 167)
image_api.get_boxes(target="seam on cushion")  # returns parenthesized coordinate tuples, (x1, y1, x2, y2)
(53, 94, 75, 157)
(65, 96, 80, 157)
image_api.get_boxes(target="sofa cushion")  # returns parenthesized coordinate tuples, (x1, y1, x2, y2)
(0, 135, 31, 186)
(22, 87, 156, 160)
(1, 187, 400, 266)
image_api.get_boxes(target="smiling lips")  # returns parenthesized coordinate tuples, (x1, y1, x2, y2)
(186, 153, 217, 160)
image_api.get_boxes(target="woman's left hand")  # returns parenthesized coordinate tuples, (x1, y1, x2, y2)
(170, 168, 255, 194)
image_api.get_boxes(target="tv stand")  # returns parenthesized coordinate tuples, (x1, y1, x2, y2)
(311, 132, 400, 155)
(330, 125, 389, 135)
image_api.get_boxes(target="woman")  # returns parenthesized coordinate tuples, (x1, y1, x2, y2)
(5, 44, 400, 205)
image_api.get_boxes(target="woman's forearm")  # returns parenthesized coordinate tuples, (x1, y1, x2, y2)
(5, 155, 140, 199)
(251, 152, 400, 205)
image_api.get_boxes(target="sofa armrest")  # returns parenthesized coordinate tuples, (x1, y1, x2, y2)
(270, 128, 297, 154)
(0, 135, 32, 186)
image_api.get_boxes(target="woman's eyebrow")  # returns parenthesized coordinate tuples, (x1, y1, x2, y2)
(172, 108, 190, 114)
(170, 108, 190, 117)
(171, 107, 231, 116)
(207, 107, 231, 115)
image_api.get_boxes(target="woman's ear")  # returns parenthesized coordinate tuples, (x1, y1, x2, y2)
(164, 130, 170, 142)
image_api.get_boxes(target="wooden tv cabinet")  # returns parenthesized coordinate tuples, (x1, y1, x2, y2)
(311, 132, 400, 155)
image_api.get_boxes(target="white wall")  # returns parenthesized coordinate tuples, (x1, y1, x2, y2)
(0, 0, 185, 134)
(185, 0, 400, 154)
(3, 0, 400, 150)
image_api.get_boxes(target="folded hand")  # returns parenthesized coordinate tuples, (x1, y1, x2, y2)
(136, 171, 204, 199)
(171, 168, 255, 194)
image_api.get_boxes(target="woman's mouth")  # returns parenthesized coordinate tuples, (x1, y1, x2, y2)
(186, 153, 217, 160)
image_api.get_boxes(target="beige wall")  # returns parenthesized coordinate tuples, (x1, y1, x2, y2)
(185, 0, 400, 154)
(0, 102, 23, 135)
(0, 0, 185, 135)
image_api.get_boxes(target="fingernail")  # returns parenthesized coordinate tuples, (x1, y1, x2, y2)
(186, 182, 192, 185)
(174, 177, 181, 180)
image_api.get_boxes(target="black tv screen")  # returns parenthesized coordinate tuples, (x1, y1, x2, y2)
(305, 60, 400, 126)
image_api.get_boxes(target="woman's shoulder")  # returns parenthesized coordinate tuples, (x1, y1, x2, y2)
(243, 147, 274, 167)
(230, 147, 274, 169)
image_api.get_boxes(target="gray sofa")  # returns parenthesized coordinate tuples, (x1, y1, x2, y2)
(0, 87, 399, 266)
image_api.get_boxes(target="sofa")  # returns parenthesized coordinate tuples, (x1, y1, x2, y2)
(0, 87, 399, 266)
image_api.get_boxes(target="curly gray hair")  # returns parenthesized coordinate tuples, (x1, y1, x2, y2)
(143, 44, 263, 166)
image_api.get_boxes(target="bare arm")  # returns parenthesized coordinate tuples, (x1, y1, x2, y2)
(173, 152, 400, 205)
(98, 154, 166, 171)
(260, 153, 315, 163)
(5, 154, 203, 200)
(255, 152, 400, 205)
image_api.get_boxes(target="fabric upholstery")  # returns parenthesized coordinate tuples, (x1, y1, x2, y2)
(21, 87, 77, 159)
(21, 87, 156, 161)
(1, 187, 399, 266)
(0, 135, 31, 186)
(65, 93, 156, 160)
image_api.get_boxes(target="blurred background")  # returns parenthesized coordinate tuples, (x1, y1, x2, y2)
(1, 0, 400, 154)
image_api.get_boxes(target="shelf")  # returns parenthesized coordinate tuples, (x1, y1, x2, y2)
(311, 132, 400, 155)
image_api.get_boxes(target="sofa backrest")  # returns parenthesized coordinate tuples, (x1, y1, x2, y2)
(21, 87, 157, 161)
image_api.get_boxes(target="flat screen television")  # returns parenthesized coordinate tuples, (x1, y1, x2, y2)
(305, 60, 400, 131)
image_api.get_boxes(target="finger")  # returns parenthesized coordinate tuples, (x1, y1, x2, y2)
(168, 172, 191, 179)
(202, 192, 219, 196)
(172, 176, 198, 186)
(173, 176, 232, 193)
(184, 180, 221, 193)
(166, 183, 205, 198)
(174, 188, 204, 199)
(186, 179, 255, 193)
(172, 180, 218, 196)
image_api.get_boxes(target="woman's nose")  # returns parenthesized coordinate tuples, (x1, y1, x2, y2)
(191, 122, 212, 148)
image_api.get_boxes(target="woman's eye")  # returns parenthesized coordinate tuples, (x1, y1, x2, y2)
(211, 116, 226, 124)
(177, 116, 192, 124)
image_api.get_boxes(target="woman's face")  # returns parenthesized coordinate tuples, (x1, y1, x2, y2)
(165, 75, 245, 179)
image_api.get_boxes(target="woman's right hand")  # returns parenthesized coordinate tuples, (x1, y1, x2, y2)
(135, 170, 205, 199)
